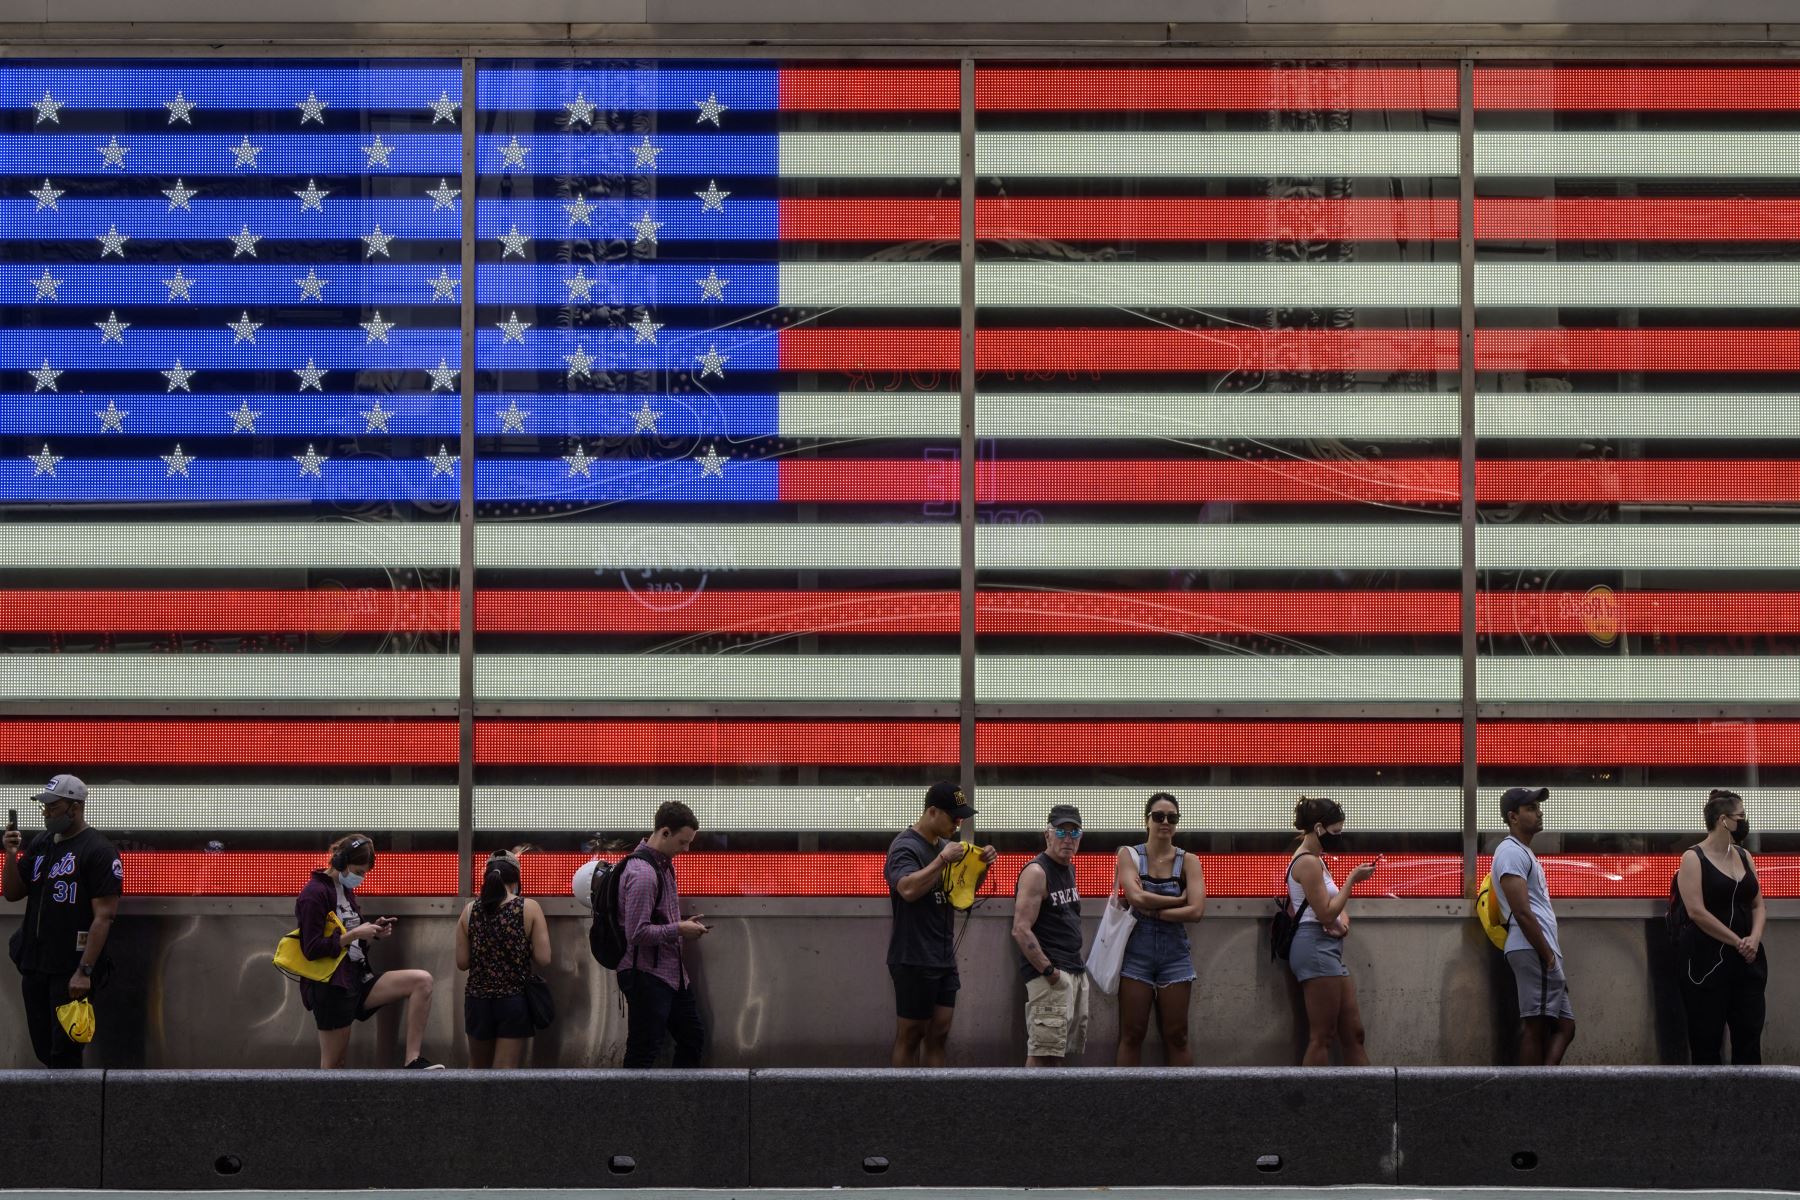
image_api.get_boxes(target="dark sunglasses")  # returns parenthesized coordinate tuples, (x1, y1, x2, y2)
(1148, 811, 1179, 825)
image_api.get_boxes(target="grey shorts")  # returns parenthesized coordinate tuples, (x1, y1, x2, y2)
(1288, 922, 1350, 983)
(1507, 949, 1575, 1021)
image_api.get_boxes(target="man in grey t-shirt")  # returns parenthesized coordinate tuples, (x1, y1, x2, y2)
(1493, 786, 1576, 1065)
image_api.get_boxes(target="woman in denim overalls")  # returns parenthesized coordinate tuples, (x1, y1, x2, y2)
(1112, 792, 1206, 1065)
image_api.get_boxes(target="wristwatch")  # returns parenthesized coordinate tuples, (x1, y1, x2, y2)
(77, 964, 93, 978)
(1040, 965, 1057, 980)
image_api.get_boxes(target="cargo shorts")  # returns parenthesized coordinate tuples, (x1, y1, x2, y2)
(1024, 969, 1090, 1059)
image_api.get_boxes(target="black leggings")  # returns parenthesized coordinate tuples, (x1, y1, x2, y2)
(19, 971, 86, 1069)
(1681, 960, 1766, 1065)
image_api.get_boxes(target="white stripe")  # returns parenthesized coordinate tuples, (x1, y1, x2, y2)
(978, 656, 1462, 703)
(978, 262, 1459, 308)
(977, 393, 1460, 439)
(1479, 393, 1800, 440)
(476, 524, 958, 571)
(779, 392, 961, 439)
(477, 655, 958, 701)
(779, 133, 959, 177)
(0, 523, 456, 569)
(1479, 526, 1800, 571)
(1481, 657, 1800, 703)
(476, 785, 1463, 834)
(1478, 788, 1800, 834)
(977, 132, 1459, 178)
(94, 786, 456, 832)
(0, 657, 456, 701)
(1478, 132, 1800, 177)
(979, 525, 1459, 571)
(778, 263, 956, 307)
(1480, 263, 1800, 308)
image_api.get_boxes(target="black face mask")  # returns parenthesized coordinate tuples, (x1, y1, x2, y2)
(1731, 815, 1749, 845)
(1317, 832, 1345, 852)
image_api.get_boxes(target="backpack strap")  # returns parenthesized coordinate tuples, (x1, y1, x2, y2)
(1284, 852, 1318, 925)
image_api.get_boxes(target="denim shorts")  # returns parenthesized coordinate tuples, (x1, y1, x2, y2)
(1119, 915, 1195, 988)
(1288, 922, 1350, 983)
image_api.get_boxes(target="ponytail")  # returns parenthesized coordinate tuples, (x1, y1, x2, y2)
(478, 854, 520, 914)
(1293, 795, 1345, 836)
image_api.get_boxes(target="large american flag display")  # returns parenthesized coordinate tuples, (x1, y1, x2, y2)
(1, 60, 1794, 898)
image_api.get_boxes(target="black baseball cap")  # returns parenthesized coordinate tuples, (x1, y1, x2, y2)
(1501, 786, 1549, 818)
(925, 780, 976, 819)
(1047, 804, 1082, 829)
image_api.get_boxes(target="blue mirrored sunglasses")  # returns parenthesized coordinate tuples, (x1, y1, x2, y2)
(1051, 827, 1083, 839)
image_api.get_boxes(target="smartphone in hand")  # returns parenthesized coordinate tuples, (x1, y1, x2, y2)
(5, 810, 16, 832)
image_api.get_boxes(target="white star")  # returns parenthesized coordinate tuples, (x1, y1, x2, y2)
(498, 225, 530, 258)
(695, 345, 729, 379)
(165, 91, 196, 124)
(296, 91, 329, 124)
(563, 444, 595, 477)
(564, 92, 596, 128)
(695, 444, 726, 477)
(230, 135, 263, 169)
(94, 312, 130, 344)
(565, 268, 596, 302)
(96, 224, 130, 258)
(498, 136, 530, 169)
(30, 180, 64, 212)
(360, 311, 397, 343)
(229, 225, 262, 258)
(694, 92, 728, 127)
(293, 444, 327, 478)
(294, 179, 330, 213)
(495, 399, 531, 433)
(161, 361, 196, 392)
(427, 358, 460, 392)
(631, 211, 663, 246)
(227, 311, 263, 344)
(564, 194, 596, 226)
(162, 178, 199, 210)
(631, 399, 662, 433)
(363, 225, 393, 258)
(496, 311, 531, 344)
(429, 90, 459, 124)
(229, 400, 261, 433)
(359, 399, 393, 433)
(695, 180, 730, 212)
(94, 400, 129, 433)
(631, 135, 663, 170)
(295, 359, 327, 391)
(163, 269, 196, 301)
(427, 269, 458, 301)
(29, 445, 63, 477)
(426, 178, 461, 211)
(161, 445, 196, 477)
(361, 134, 395, 169)
(427, 444, 457, 477)
(564, 345, 596, 380)
(629, 316, 663, 344)
(696, 267, 730, 301)
(33, 91, 63, 125)
(295, 267, 329, 301)
(29, 360, 62, 392)
(31, 270, 62, 302)
(96, 136, 130, 169)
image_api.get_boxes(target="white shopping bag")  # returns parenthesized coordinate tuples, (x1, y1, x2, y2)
(1084, 893, 1137, 995)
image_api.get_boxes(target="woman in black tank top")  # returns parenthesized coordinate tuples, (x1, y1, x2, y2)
(1673, 790, 1767, 1065)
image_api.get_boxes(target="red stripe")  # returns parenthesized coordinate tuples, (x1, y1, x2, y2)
(780, 458, 1459, 504)
(122, 852, 460, 896)
(477, 720, 957, 765)
(1479, 592, 1800, 636)
(1477, 461, 1800, 504)
(1475, 67, 1800, 111)
(0, 719, 457, 764)
(778, 67, 959, 111)
(1477, 198, 1800, 242)
(780, 329, 1460, 374)
(978, 721, 1461, 764)
(977, 67, 1459, 111)
(1480, 721, 1800, 765)
(0, 590, 454, 633)
(1476, 329, 1800, 373)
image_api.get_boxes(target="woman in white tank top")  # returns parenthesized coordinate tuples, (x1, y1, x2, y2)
(1285, 797, 1380, 1066)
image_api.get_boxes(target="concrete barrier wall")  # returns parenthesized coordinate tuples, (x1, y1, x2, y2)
(11, 1065, 1796, 1190)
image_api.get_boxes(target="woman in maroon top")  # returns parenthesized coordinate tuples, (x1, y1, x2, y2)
(455, 851, 551, 1069)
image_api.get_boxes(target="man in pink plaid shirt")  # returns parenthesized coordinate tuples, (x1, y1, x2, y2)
(617, 801, 711, 1068)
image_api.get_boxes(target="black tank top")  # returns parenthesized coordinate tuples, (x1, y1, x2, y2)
(1018, 853, 1084, 979)
(1684, 846, 1768, 985)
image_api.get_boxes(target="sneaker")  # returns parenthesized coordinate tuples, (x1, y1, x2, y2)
(404, 1055, 446, 1070)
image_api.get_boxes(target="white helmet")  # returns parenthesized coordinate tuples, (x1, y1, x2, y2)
(571, 858, 603, 908)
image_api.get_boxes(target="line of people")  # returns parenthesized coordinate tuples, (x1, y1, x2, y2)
(0, 775, 1771, 1069)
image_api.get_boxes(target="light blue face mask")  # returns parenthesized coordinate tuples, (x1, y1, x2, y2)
(339, 871, 365, 890)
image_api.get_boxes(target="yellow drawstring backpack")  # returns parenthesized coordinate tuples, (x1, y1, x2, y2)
(942, 843, 993, 910)
(272, 911, 348, 982)
(1474, 872, 1508, 950)
(56, 998, 95, 1044)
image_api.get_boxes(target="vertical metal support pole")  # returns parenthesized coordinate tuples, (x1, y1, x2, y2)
(959, 59, 978, 809)
(1459, 59, 1479, 903)
(457, 57, 478, 899)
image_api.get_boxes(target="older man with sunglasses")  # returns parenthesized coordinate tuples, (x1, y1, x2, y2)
(1012, 804, 1090, 1066)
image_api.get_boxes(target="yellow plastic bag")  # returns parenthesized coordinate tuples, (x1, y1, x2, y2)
(56, 998, 95, 1044)
(942, 844, 992, 910)
(271, 911, 347, 982)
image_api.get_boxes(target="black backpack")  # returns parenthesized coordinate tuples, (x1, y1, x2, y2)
(1665, 848, 1695, 942)
(1270, 853, 1316, 961)
(587, 848, 664, 971)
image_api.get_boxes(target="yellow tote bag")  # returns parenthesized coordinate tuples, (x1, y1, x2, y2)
(272, 911, 347, 982)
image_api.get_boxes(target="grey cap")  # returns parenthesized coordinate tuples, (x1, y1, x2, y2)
(34, 774, 87, 804)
